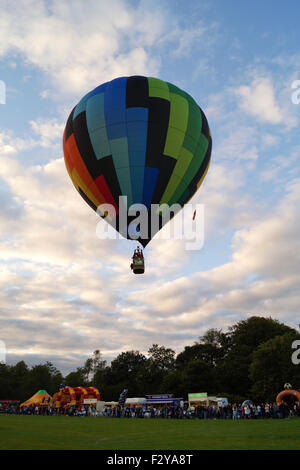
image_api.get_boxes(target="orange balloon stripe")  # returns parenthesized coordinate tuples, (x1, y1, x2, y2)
(70, 169, 113, 221)
(71, 168, 101, 208)
(65, 134, 106, 206)
(63, 130, 74, 178)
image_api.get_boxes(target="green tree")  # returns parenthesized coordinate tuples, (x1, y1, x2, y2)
(176, 329, 229, 368)
(218, 316, 296, 398)
(44, 362, 63, 394)
(0, 363, 14, 399)
(148, 344, 176, 371)
(137, 345, 176, 394)
(64, 367, 88, 387)
(91, 350, 107, 375)
(1, 316, 298, 405)
(26, 363, 60, 397)
(249, 332, 300, 402)
(79, 350, 107, 385)
(104, 350, 147, 398)
(11, 361, 30, 401)
(161, 370, 186, 398)
(82, 358, 93, 384)
(181, 359, 215, 397)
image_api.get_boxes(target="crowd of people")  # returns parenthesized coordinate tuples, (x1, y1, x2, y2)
(1, 401, 300, 419)
(103, 402, 300, 419)
(1, 403, 97, 416)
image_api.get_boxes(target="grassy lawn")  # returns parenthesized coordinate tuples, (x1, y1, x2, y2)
(0, 415, 300, 450)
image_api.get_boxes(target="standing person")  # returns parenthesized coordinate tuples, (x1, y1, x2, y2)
(244, 405, 251, 419)
(279, 402, 284, 419)
(265, 403, 270, 418)
(232, 404, 238, 420)
(284, 402, 289, 418)
(272, 402, 278, 419)
(257, 404, 261, 418)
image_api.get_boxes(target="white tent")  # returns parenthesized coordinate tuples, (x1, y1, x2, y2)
(125, 397, 146, 405)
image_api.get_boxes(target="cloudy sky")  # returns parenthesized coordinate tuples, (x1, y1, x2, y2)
(0, 0, 299, 374)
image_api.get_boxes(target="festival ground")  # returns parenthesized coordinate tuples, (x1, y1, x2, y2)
(1, 415, 300, 450)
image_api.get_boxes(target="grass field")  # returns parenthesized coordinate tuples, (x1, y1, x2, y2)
(1, 415, 300, 450)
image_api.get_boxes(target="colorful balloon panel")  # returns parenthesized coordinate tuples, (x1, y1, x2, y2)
(63, 76, 212, 246)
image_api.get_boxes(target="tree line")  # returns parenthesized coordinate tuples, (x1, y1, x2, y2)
(1, 316, 300, 404)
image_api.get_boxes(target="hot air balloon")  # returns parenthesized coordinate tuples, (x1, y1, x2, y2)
(63, 76, 212, 273)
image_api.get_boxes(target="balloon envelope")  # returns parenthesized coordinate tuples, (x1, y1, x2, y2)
(63, 76, 212, 246)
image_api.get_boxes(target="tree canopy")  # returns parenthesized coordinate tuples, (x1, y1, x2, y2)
(1, 316, 299, 403)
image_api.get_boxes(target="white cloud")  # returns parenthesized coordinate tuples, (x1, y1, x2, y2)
(235, 77, 282, 124)
(0, 146, 299, 369)
(0, 0, 208, 99)
(215, 125, 259, 161)
(0, 131, 37, 155)
(260, 146, 300, 183)
(118, 177, 300, 340)
(0, 0, 161, 96)
(261, 133, 280, 147)
(0, 145, 243, 366)
(0, 2, 299, 372)
(30, 118, 64, 147)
